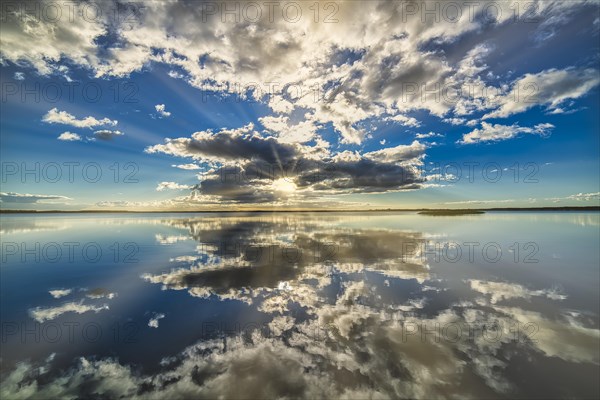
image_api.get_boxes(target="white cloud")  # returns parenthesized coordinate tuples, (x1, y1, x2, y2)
(57, 132, 82, 141)
(483, 68, 600, 119)
(388, 114, 421, 128)
(546, 192, 600, 203)
(49, 289, 72, 299)
(469, 280, 566, 304)
(156, 182, 192, 191)
(154, 104, 171, 118)
(43, 108, 117, 129)
(259, 115, 318, 144)
(85, 289, 117, 299)
(365, 140, 427, 164)
(458, 122, 554, 144)
(3, 1, 595, 147)
(415, 132, 443, 139)
(443, 117, 466, 125)
(29, 301, 109, 323)
(13, 72, 24, 80)
(155, 234, 190, 245)
(148, 313, 165, 328)
(172, 163, 201, 170)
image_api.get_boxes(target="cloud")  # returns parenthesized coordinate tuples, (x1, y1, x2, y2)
(156, 182, 192, 191)
(3, 213, 599, 399)
(141, 216, 431, 301)
(458, 122, 554, 144)
(0, 192, 72, 204)
(259, 116, 318, 144)
(29, 301, 109, 323)
(469, 280, 566, 304)
(172, 163, 201, 170)
(94, 130, 124, 140)
(49, 289, 72, 299)
(154, 104, 171, 118)
(3, 1, 591, 146)
(13, 72, 24, 80)
(443, 117, 479, 127)
(148, 313, 165, 328)
(566, 192, 600, 201)
(155, 234, 191, 245)
(483, 68, 600, 119)
(57, 132, 82, 141)
(493, 306, 600, 365)
(546, 192, 600, 203)
(42, 108, 117, 129)
(85, 288, 117, 299)
(388, 114, 421, 128)
(145, 123, 306, 164)
(415, 132, 443, 139)
(146, 124, 426, 202)
(364, 140, 427, 164)
(0, 1, 107, 75)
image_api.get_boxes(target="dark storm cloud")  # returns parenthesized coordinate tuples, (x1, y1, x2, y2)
(147, 125, 427, 202)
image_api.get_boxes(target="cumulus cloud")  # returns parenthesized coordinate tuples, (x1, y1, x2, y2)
(388, 114, 421, 128)
(458, 122, 554, 144)
(154, 104, 171, 118)
(3, 1, 593, 147)
(364, 140, 427, 164)
(13, 72, 24, 80)
(57, 131, 82, 141)
(42, 108, 117, 129)
(141, 216, 431, 302)
(259, 115, 319, 144)
(148, 313, 165, 328)
(146, 124, 426, 202)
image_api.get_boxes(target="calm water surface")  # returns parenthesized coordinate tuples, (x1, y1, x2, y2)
(1, 212, 599, 399)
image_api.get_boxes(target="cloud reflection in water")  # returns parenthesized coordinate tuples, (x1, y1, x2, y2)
(1, 213, 598, 399)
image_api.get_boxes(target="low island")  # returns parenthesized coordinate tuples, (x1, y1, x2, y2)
(418, 210, 485, 216)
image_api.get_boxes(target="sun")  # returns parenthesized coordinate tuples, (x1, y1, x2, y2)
(272, 178, 297, 193)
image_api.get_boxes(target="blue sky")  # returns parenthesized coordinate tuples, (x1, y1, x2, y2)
(1, 0, 599, 210)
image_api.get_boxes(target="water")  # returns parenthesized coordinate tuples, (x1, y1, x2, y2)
(1, 212, 599, 399)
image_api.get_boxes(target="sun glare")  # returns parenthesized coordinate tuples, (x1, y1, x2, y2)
(272, 178, 297, 193)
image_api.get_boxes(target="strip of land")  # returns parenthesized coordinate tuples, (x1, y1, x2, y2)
(417, 210, 485, 215)
(1, 206, 598, 214)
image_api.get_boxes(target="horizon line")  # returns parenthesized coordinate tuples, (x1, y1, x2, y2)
(1, 206, 599, 214)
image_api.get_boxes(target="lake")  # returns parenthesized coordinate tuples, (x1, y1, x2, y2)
(1, 212, 599, 399)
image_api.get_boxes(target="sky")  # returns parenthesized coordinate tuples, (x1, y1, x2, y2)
(0, 0, 599, 210)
